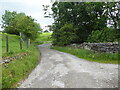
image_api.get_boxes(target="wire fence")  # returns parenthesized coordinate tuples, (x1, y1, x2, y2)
(1, 33, 30, 53)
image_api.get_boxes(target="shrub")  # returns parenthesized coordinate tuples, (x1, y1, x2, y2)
(52, 24, 78, 46)
(87, 27, 118, 43)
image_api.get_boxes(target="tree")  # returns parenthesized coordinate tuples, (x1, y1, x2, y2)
(2, 10, 17, 29)
(105, 2, 120, 30)
(87, 27, 117, 42)
(43, 2, 119, 44)
(52, 24, 78, 46)
(2, 10, 42, 40)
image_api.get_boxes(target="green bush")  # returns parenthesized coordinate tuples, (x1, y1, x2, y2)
(53, 24, 78, 46)
(87, 27, 118, 42)
(2, 10, 42, 40)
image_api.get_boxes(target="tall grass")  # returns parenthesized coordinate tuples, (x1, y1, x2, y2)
(2, 47, 39, 88)
(2, 33, 40, 88)
(0, 33, 2, 89)
(52, 46, 119, 64)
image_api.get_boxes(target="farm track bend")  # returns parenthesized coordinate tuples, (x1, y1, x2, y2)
(19, 44, 119, 88)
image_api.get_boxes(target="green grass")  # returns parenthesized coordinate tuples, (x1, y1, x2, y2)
(52, 46, 119, 64)
(1, 33, 40, 88)
(2, 33, 28, 57)
(2, 46, 39, 88)
(0, 65, 2, 90)
(34, 32, 52, 45)
(0, 33, 2, 58)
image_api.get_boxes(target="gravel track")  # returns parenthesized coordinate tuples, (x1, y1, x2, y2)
(19, 44, 119, 88)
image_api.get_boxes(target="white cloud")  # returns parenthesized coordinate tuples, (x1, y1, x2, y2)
(0, 0, 51, 4)
(0, 0, 54, 31)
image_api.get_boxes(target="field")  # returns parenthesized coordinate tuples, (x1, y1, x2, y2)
(52, 46, 119, 64)
(1, 33, 39, 88)
(34, 32, 52, 45)
(2, 33, 28, 57)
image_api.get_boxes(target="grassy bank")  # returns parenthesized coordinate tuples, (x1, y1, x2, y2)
(52, 46, 119, 64)
(2, 33, 40, 88)
(2, 33, 28, 57)
(2, 46, 39, 88)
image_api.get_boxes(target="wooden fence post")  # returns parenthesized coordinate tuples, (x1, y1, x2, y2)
(26, 39, 30, 48)
(19, 32, 23, 42)
(28, 39, 30, 46)
(20, 38, 22, 49)
(26, 39, 28, 48)
(6, 35, 8, 52)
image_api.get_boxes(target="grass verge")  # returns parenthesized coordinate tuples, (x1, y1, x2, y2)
(2, 46, 39, 88)
(52, 46, 119, 64)
(2, 33, 40, 88)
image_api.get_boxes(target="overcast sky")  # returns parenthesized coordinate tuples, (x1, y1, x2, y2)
(0, 0, 54, 31)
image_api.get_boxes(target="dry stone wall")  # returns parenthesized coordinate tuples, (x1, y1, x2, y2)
(69, 43, 120, 53)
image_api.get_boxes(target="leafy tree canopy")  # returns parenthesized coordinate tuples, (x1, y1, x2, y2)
(43, 2, 119, 45)
(2, 10, 42, 40)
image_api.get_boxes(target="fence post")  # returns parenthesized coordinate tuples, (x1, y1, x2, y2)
(6, 35, 8, 52)
(26, 39, 28, 48)
(28, 39, 30, 46)
(20, 38, 22, 49)
(26, 39, 30, 48)
(19, 32, 23, 42)
(20, 32, 22, 37)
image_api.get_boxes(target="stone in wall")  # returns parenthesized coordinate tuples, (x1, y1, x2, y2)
(69, 43, 120, 53)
